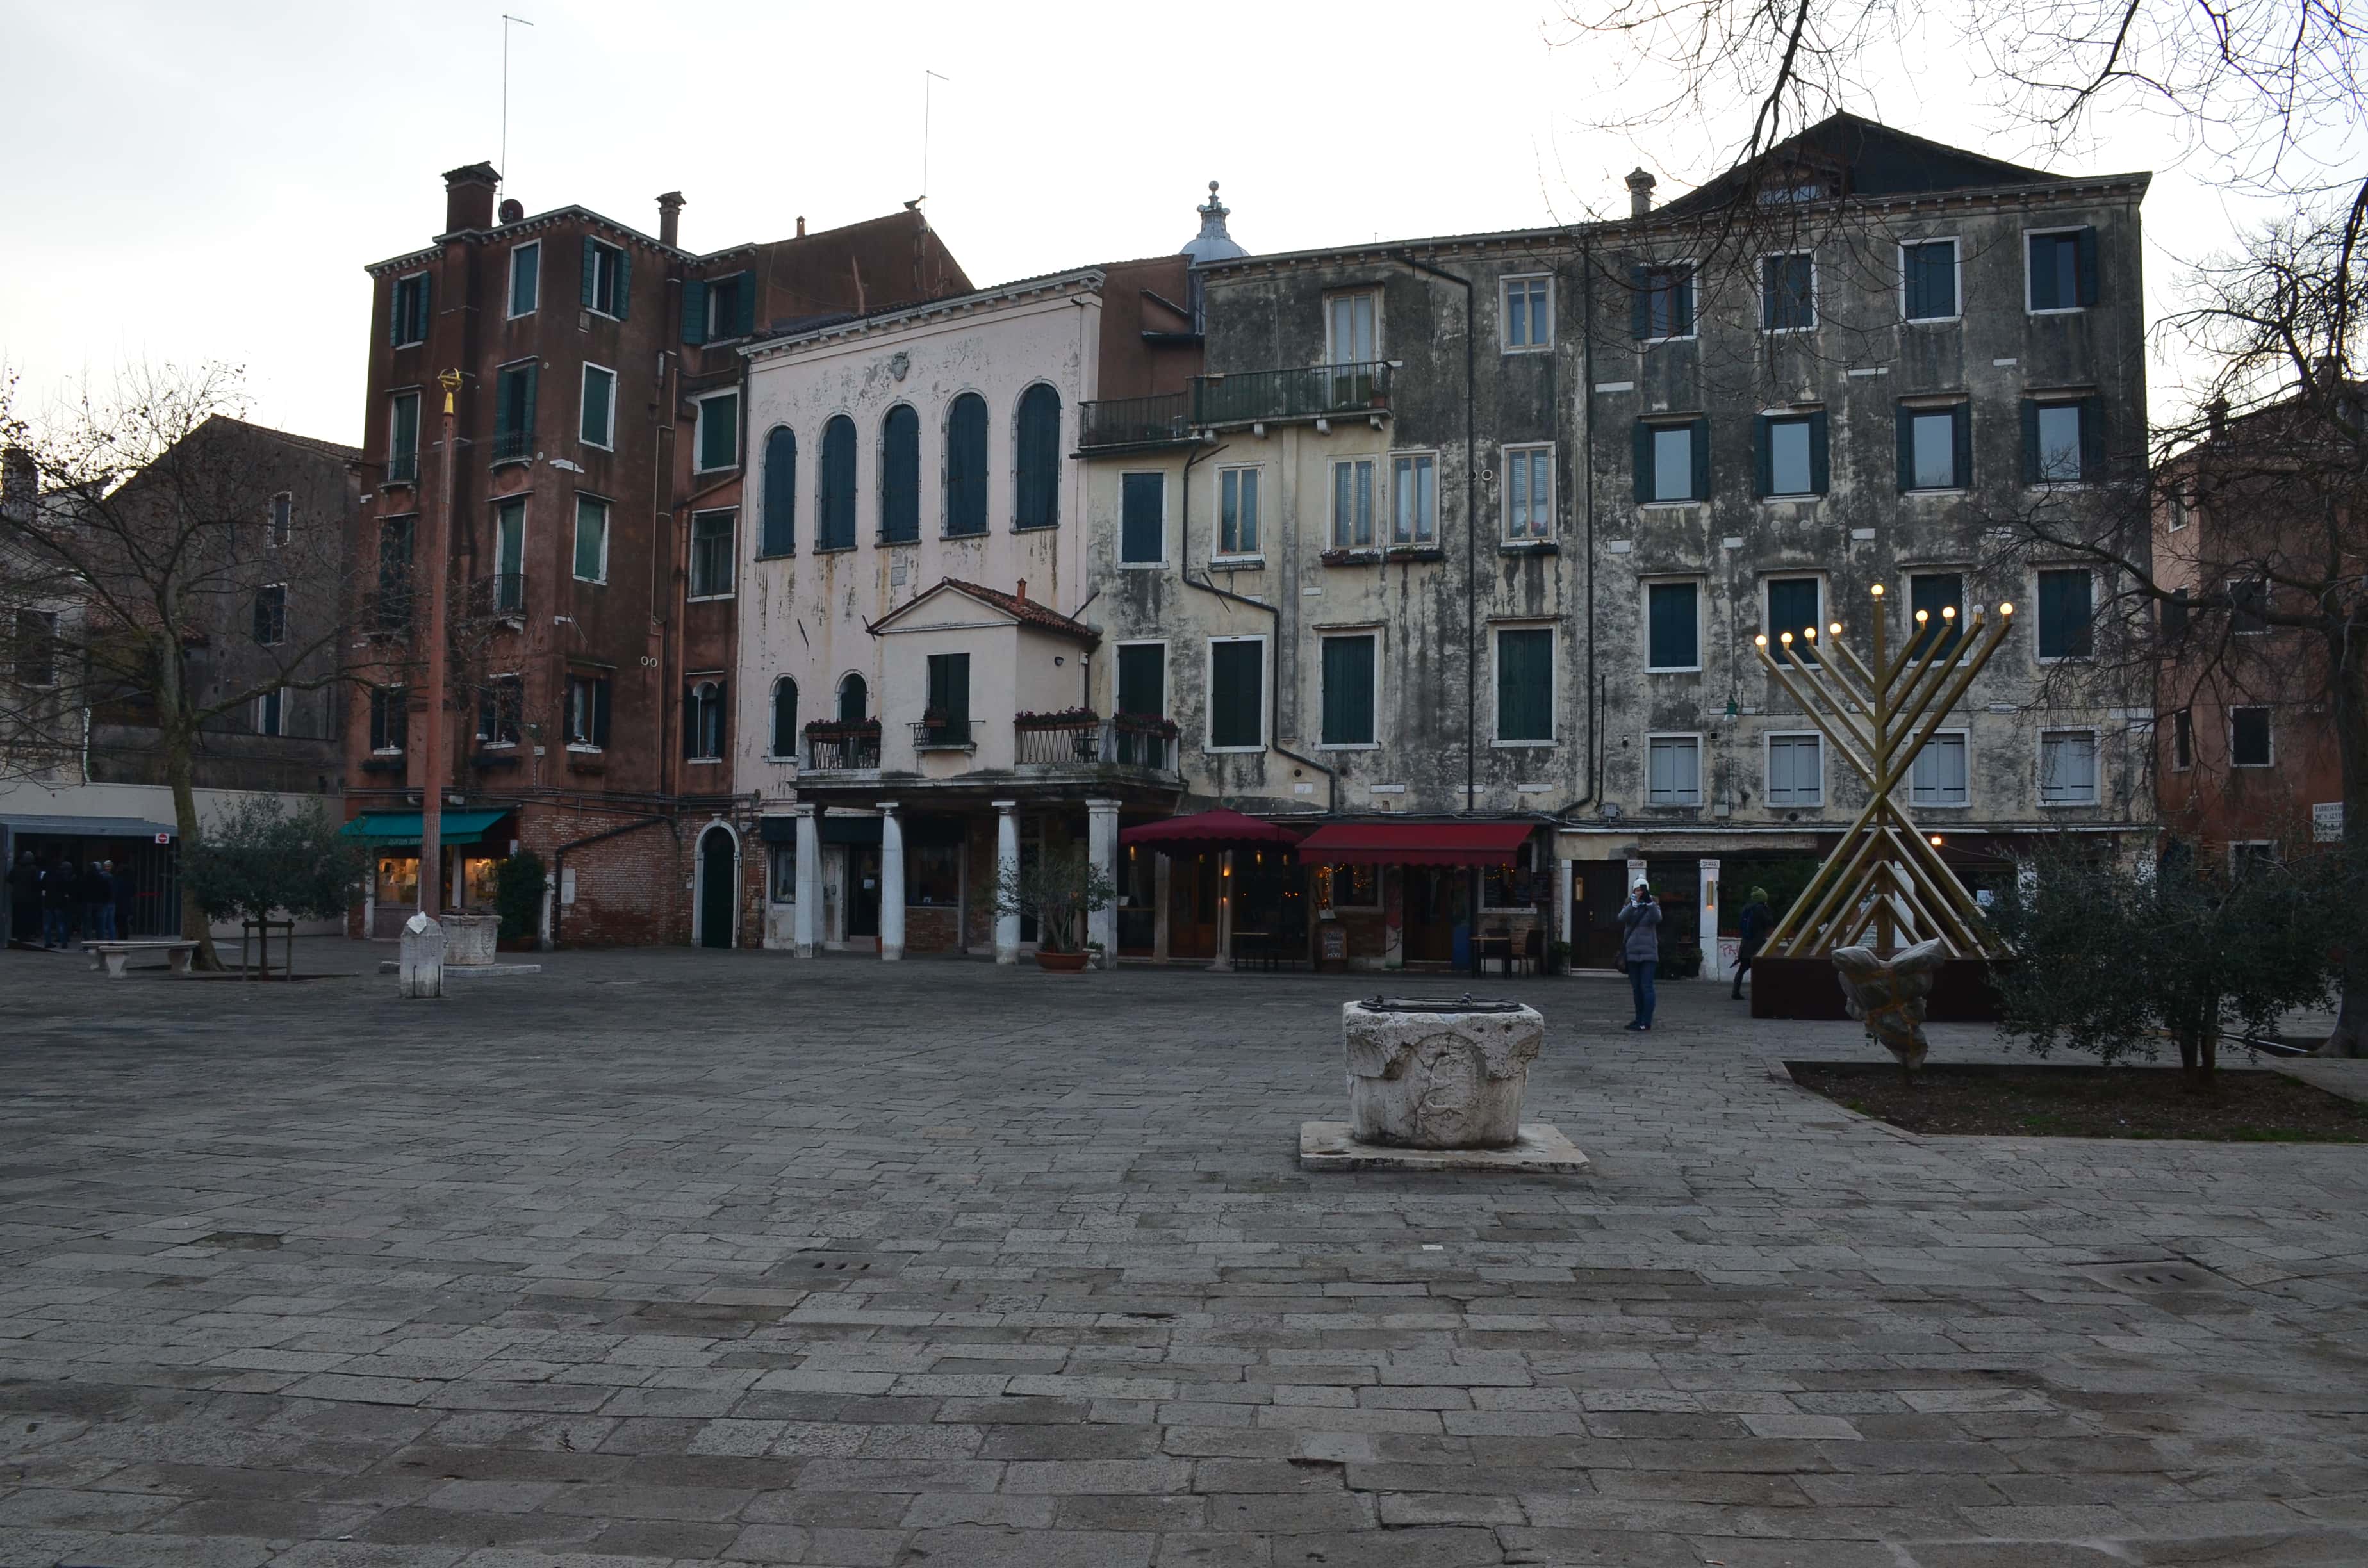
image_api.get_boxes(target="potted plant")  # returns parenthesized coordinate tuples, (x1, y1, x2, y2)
(1545, 939, 1571, 976)
(995, 844, 1115, 972)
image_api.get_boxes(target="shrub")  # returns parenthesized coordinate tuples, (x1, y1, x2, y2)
(495, 850, 547, 942)
(185, 797, 369, 929)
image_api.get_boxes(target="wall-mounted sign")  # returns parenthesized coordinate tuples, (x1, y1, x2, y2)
(2314, 802, 2344, 842)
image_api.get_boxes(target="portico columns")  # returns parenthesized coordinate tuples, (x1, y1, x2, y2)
(877, 802, 905, 961)
(1698, 857, 1722, 982)
(1086, 798, 1120, 969)
(993, 800, 1021, 964)
(1555, 854, 1574, 974)
(793, 804, 821, 957)
(1212, 849, 1235, 972)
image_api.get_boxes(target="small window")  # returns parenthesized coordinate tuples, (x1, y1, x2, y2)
(476, 674, 523, 746)
(1390, 453, 1435, 544)
(769, 843, 798, 904)
(509, 242, 540, 318)
(387, 391, 422, 484)
(2036, 569, 2093, 660)
(1330, 458, 1376, 548)
(685, 680, 727, 761)
(492, 498, 526, 612)
(1645, 581, 1700, 672)
(1762, 253, 1815, 331)
(582, 238, 629, 319)
(2171, 708, 2194, 771)
(1907, 572, 1965, 662)
(1319, 863, 1381, 912)
(565, 671, 611, 749)
(1647, 735, 1702, 805)
(256, 687, 284, 739)
(2230, 576, 2269, 634)
(1766, 578, 1823, 664)
(1495, 627, 1554, 743)
(2231, 841, 2278, 878)
(1120, 472, 1165, 564)
(1208, 639, 1264, 751)
(699, 272, 754, 341)
(944, 393, 988, 537)
(573, 494, 610, 583)
(1483, 842, 1540, 910)
(252, 583, 287, 646)
(1014, 384, 1062, 530)
(13, 609, 57, 687)
(1900, 402, 1971, 491)
(2027, 399, 2094, 484)
(1757, 412, 1826, 498)
(391, 272, 430, 347)
(1636, 419, 1707, 504)
(370, 685, 407, 754)
(689, 510, 734, 600)
(1320, 633, 1377, 747)
(267, 491, 293, 547)
(760, 427, 796, 556)
(2039, 730, 2100, 804)
(818, 415, 857, 550)
(1219, 466, 1261, 556)
(2167, 487, 2193, 532)
(1631, 265, 1695, 341)
(492, 359, 537, 464)
(1901, 240, 1957, 320)
(1503, 445, 1554, 539)
(1765, 733, 1823, 806)
(2230, 706, 2273, 767)
(1326, 291, 1378, 365)
(1912, 733, 1969, 806)
(836, 673, 868, 724)
(2027, 227, 2099, 311)
(769, 677, 799, 758)
(2162, 586, 2192, 642)
(696, 390, 740, 472)
(1503, 275, 1551, 350)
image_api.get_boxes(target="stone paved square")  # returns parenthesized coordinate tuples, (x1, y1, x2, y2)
(4, 945, 2366, 1567)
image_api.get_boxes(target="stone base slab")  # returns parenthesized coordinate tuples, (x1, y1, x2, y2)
(1298, 1121, 1590, 1174)
(379, 960, 544, 979)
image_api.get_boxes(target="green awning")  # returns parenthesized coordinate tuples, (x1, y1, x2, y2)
(340, 809, 512, 847)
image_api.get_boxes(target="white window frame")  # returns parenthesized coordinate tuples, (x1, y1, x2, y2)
(256, 581, 289, 647)
(1759, 250, 1817, 334)
(255, 687, 285, 739)
(1501, 443, 1555, 541)
(1501, 273, 1553, 354)
(1388, 449, 1438, 546)
(1315, 627, 1382, 752)
(1910, 728, 1971, 810)
(586, 240, 625, 321)
(693, 388, 741, 473)
(371, 686, 406, 756)
(573, 493, 611, 585)
(1114, 638, 1169, 723)
(1763, 573, 1827, 655)
(2228, 706, 2275, 769)
(1896, 236, 1962, 324)
(1324, 290, 1381, 365)
(1763, 730, 1825, 808)
(1214, 463, 1263, 562)
(687, 509, 736, 601)
(2037, 726, 2102, 807)
(1636, 261, 1697, 345)
(1641, 576, 1704, 674)
(1645, 731, 1705, 806)
(493, 495, 528, 585)
(705, 275, 744, 341)
(686, 678, 725, 764)
(565, 672, 605, 753)
(392, 271, 429, 347)
(2166, 487, 2192, 532)
(1205, 633, 1269, 754)
(1641, 419, 1702, 506)
(2229, 575, 2272, 635)
(1761, 411, 1819, 499)
(388, 389, 422, 468)
(507, 241, 541, 319)
(1901, 400, 1968, 494)
(2023, 225, 2090, 316)
(477, 672, 523, 749)
(2033, 566, 2100, 664)
(1491, 622, 1557, 748)
(1328, 456, 1377, 550)
(579, 363, 617, 450)
(1117, 469, 1168, 569)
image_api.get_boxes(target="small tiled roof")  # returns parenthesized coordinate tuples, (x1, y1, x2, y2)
(871, 578, 1099, 646)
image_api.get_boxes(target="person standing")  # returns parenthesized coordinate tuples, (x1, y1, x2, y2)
(110, 860, 135, 940)
(1731, 886, 1775, 1000)
(42, 857, 75, 949)
(8, 850, 38, 946)
(88, 860, 117, 941)
(1620, 879, 1662, 1032)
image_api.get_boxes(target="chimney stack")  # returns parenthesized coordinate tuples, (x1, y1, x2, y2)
(656, 191, 684, 249)
(796, 216, 807, 238)
(441, 162, 500, 233)
(2207, 397, 2229, 439)
(1625, 168, 1657, 219)
(1016, 578, 1028, 603)
(2, 446, 35, 507)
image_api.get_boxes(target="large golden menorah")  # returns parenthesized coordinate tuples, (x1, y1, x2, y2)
(1752, 585, 2016, 960)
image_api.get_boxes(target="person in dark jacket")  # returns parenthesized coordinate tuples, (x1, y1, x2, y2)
(108, 860, 135, 940)
(8, 850, 39, 945)
(1619, 879, 1662, 1031)
(1731, 886, 1775, 1000)
(82, 860, 114, 942)
(42, 858, 76, 949)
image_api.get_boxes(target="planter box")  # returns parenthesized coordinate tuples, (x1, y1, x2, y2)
(1749, 954, 2007, 1022)
(1035, 950, 1090, 973)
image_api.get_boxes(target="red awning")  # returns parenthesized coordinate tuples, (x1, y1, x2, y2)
(1118, 808, 1305, 852)
(1296, 821, 1535, 867)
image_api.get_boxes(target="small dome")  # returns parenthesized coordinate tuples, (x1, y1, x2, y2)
(1181, 181, 1247, 265)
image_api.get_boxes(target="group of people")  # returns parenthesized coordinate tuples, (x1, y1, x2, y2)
(7, 850, 135, 949)
(1617, 879, 1777, 1031)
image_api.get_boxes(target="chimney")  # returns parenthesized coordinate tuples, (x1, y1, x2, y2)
(2, 446, 35, 507)
(1625, 168, 1657, 219)
(657, 191, 684, 249)
(1015, 578, 1028, 603)
(441, 162, 500, 233)
(796, 216, 807, 238)
(2207, 397, 2229, 439)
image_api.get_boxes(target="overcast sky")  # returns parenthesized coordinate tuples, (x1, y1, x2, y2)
(4, 0, 2347, 446)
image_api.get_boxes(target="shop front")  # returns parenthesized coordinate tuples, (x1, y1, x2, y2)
(340, 808, 515, 938)
(1296, 820, 1546, 975)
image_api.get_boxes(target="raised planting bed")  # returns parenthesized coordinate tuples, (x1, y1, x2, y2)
(1786, 1059, 2368, 1143)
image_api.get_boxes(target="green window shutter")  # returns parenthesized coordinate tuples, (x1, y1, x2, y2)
(682, 683, 698, 760)
(772, 679, 798, 755)
(946, 653, 970, 725)
(1673, 270, 1694, 336)
(820, 416, 855, 548)
(614, 249, 632, 320)
(1807, 409, 1829, 494)
(1631, 420, 1652, 505)
(1690, 418, 1711, 502)
(581, 239, 598, 307)
(1321, 636, 1374, 746)
(2075, 226, 2100, 306)
(2080, 396, 2105, 480)
(882, 405, 920, 542)
(1015, 384, 1061, 528)
(681, 279, 708, 345)
(1120, 472, 1163, 563)
(1894, 405, 1916, 493)
(761, 427, 796, 555)
(1210, 641, 1262, 747)
(593, 678, 611, 747)
(1752, 416, 1772, 499)
(1951, 402, 1973, 487)
(1629, 266, 1650, 339)
(734, 271, 756, 336)
(1647, 582, 1697, 669)
(1117, 644, 1163, 719)
(1496, 629, 1551, 741)
(2019, 400, 2041, 484)
(520, 362, 538, 445)
(946, 395, 988, 535)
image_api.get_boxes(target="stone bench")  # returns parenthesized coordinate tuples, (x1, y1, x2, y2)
(83, 940, 200, 978)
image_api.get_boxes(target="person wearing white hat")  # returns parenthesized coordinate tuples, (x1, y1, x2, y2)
(1619, 879, 1662, 1031)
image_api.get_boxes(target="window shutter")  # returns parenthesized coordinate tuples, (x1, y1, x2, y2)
(946, 653, 970, 726)
(2019, 400, 2041, 484)
(761, 428, 796, 555)
(1632, 420, 1653, 505)
(1673, 270, 1695, 337)
(683, 684, 697, 760)
(581, 239, 598, 307)
(2079, 396, 2105, 481)
(681, 279, 708, 345)
(1690, 418, 1711, 503)
(1629, 267, 1650, 339)
(520, 363, 538, 446)
(1951, 402, 1973, 487)
(2075, 226, 2100, 307)
(593, 678, 611, 747)
(882, 406, 920, 543)
(1894, 406, 1915, 493)
(734, 271, 756, 336)
(1752, 417, 1772, 499)
(1118, 644, 1163, 718)
(712, 681, 727, 755)
(1807, 410, 1829, 494)
(613, 249, 632, 319)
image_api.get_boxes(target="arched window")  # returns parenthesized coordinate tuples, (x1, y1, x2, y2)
(818, 414, 856, 550)
(685, 678, 727, 761)
(769, 676, 798, 757)
(837, 672, 868, 724)
(1014, 383, 1061, 530)
(880, 404, 919, 544)
(760, 427, 796, 556)
(944, 393, 988, 537)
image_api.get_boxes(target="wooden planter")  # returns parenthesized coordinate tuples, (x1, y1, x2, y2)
(1035, 950, 1090, 973)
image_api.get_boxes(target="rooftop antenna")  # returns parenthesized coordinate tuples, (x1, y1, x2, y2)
(918, 69, 949, 209)
(500, 13, 534, 199)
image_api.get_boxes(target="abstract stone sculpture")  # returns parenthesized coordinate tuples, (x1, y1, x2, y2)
(1832, 938, 1947, 1079)
(1342, 998, 1543, 1149)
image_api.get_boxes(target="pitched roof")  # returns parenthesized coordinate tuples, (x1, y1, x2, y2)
(1656, 111, 2066, 220)
(202, 415, 364, 464)
(868, 578, 1100, 645)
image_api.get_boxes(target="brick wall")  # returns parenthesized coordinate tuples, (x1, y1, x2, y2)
(525, 802, 687, 948)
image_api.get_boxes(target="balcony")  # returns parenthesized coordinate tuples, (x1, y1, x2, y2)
(490, 429, 534, 466)
(911, 717, 982, 753)
(471, 573, 527, 621)
(804, 721, 882, 771)
(1015, 712, 1179, 774)
(386, 452, 419, 485)
(1191, 361, 1392, 428)
(1078, 391, 1192, 451)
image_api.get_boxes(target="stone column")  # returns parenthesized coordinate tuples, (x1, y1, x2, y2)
(362, 879, 376, 943)
(993, 800, 1021, 964)
(1556, 854, 1574, 974)
(877, 803, 905, 961)
(1152, 852, 1171, 963)
(793, 804, 821, 958)
(1086, 798, 1120, 969)
(1212, 849, 1235, 972)
(1698, 857, 1722, 982)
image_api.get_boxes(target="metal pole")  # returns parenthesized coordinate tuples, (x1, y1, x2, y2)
(422, 370, 459, 919)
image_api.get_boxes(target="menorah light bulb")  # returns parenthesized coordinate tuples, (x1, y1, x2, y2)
(1754, 633, 1768, 647)
(1870, 583, 1885, 598)
(1828, 621, 1841, 635)
(1780, 631, 1794, 645)
(1942, 605, 1957, 620)
(1915, 608, 1929, 623)
(1803, 626, 1818, 641)
(1998, 601, 2015, 616)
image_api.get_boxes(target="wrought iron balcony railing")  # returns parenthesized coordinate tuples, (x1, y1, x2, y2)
(472, 573, 527, 619)
(911, 717, 982, 752)
(366, 585, 413, 637)
(1191, 361, 1392, 427)
(1078, 391, 1193, 450)
(1014, 714, 1180, 772)
(386, 451, 419, 485)
(490, 429, 534, 465)
(804, 724, 882, 771)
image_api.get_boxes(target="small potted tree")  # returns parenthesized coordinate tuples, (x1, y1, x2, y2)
(185, 797, 370, 978)
(995, 845, 1115, 972)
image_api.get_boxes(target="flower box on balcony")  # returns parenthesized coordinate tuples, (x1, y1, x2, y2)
(1112, 712, 1180, 740)
(802, 720, 883, 739)
(1014, 708, 1099, 728)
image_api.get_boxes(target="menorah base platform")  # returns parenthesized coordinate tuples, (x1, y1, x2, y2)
(1748, 955, 2010, 1022)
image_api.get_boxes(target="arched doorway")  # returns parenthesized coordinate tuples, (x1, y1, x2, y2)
(698, 824, 736, 949)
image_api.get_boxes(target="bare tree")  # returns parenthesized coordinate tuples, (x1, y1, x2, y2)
(0, 364, 361, 967)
